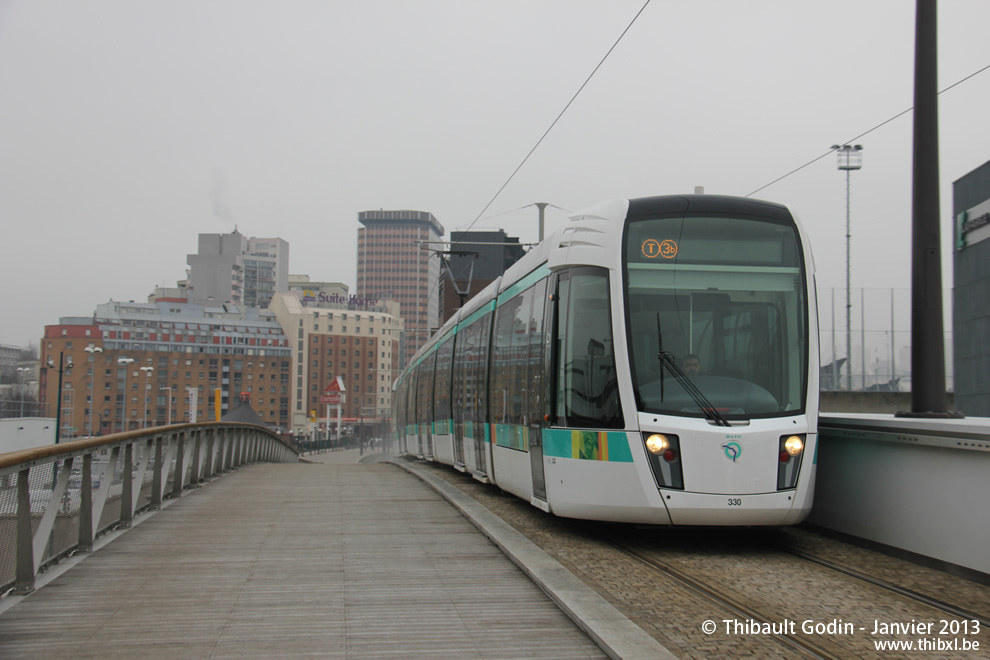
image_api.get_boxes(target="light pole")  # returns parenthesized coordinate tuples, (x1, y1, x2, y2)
(160, 387, 172, 426)
(535, 202, 548, 242)
(47, 352, 73, 444)
(139, 366, 154, 427)
(16, 367, 31, 417)
(117, 357, 134, 432)
(84, 346, 103, 436)
(832, 143, 863, 391)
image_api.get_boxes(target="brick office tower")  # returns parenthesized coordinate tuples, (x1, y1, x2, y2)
(356, 210, 444, 367)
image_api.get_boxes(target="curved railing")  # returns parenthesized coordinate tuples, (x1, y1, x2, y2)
(0, 423, 298, 596)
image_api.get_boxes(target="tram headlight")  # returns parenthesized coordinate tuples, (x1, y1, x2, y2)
(642, 432, 683, 490)
(784, 435, 804, 456)
(645, 434, 669, 454)
(777, 434, 807, 490)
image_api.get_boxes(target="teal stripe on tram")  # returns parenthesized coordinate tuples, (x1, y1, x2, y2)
(496, 264, 551, 307)
(458, 299, 496, 329)
(543, 429, 634, 462)
(438, 326, 457, 344)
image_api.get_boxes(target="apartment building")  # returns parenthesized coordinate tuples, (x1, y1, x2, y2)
(40, 301, 291, 438)
(269, 292, 402, 432)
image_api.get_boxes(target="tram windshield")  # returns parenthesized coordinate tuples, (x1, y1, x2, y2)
(624, 213, 807, 419)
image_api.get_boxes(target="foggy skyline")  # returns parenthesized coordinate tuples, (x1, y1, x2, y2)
(2, 1, 989, 347)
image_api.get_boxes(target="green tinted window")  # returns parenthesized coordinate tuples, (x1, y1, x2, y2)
(625, 215, 807, 418)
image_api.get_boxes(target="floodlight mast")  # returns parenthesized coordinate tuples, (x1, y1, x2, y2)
(831, 143, 863, 391)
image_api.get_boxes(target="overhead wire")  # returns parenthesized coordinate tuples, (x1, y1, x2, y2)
(416, 0, 651, 339)
(746, 63, 990, 198)
(457, 0, 651, 238)
(453, 203, 544, 232)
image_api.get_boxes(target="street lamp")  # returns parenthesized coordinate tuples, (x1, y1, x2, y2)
(139, 366, 154, 428)
(117, 357, 134, 432)
(832, 143, 863, 391)
(16, 367, 31, 417)
(84, 346, 103, 436)
(47, 352, 73, 444)
(160, 386, 172, 426)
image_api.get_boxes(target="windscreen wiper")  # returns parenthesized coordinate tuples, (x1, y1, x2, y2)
(656, 313, 731, 427)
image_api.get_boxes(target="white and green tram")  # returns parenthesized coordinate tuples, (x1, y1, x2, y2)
(392, 194, 819, 525)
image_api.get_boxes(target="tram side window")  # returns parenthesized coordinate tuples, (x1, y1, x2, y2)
(455, 315, 489, 431)
(433, 337, 454, 426)
(509, 287, 535, 425)
(491, 293, 525, 425)
(554, 268, 623, 429)
(527, 279, 548, 423)
(405, 370, 416, 428)
(490, 279, 549, 429)
(416, 352, 436, 430)
(474, 312, 492, 429)
(451, 325, 470, 431)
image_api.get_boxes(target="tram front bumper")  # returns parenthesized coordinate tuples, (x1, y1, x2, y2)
(660, 489, 809, 526)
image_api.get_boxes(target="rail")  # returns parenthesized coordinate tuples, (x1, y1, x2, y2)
(0, 422, 298, 596)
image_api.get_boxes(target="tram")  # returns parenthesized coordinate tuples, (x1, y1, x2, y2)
(392, 194, 819, 525)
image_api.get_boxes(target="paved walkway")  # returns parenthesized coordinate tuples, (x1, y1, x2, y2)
(0, 451, 607, 658)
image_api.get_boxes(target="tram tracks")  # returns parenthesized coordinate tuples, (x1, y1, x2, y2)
(408, 460, 990, 658)
(577, 522, 840, 660)
(765, 538, 990, 628)
(584, 520, 989, 658)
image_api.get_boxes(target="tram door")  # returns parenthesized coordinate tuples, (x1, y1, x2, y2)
(529, 278, 550, 502)
(530, 422, 546, 500)
(416, 353, 436, 458)
(475, 312, 493, 478)
(450, 331, 464, 466)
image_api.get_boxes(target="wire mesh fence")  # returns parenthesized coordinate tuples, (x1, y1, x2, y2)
(818, 287, 953, 392)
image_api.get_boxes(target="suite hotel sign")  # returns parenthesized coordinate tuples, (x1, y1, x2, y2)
(299, 290, 381, 307)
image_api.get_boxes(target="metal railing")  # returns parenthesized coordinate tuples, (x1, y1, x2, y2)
(0, 422, 298, 596)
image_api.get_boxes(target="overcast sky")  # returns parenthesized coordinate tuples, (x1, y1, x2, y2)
(2, 0, 989, 348)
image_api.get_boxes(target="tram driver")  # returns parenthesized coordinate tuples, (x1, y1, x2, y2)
(680, 353, 702, 377)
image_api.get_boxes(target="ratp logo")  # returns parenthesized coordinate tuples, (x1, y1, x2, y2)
(721, 441, 742, 462)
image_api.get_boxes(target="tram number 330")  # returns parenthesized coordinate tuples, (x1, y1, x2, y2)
(727, 498, 743, 506)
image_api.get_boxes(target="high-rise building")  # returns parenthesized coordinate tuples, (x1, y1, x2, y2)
(244, 237, 290, 308)
(187, 230, 289, 309)
(440, 230, 526, 323)
(355, 210, 444, 365)
(39, 301, 291, 437)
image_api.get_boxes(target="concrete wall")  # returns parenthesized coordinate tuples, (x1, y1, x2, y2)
(0, 417, 56, 454)
(809, 413, 989, 577)
(820, 391, 956, 414)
